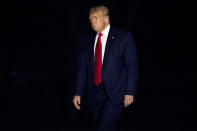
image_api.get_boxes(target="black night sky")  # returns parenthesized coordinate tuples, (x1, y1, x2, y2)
(0, 0, 195, 131)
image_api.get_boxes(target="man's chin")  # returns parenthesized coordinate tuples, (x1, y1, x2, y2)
(92, 28, 98, 32)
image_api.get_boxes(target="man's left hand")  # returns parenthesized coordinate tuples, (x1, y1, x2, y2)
(124, 95, 134, 107)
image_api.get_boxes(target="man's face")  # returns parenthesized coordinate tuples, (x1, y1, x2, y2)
(89, 11, 108, 33)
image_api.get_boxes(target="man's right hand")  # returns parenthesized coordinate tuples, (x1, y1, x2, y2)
(73, 95, 81, 110)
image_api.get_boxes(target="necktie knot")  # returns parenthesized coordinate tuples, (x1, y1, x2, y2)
(98, 33, 103, 37)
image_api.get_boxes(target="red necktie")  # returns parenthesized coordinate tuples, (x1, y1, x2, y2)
(94, 33, 103, 86)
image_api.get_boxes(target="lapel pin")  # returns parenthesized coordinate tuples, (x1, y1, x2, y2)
(112, 36, 115, 39)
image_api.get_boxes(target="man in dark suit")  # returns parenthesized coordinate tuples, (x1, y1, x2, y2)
(73, 5, 138, 131)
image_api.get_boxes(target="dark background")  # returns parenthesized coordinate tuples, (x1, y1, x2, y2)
(0, 0, 195, 131)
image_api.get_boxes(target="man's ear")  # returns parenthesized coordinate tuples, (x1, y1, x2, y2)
(104, 16, 109, 24)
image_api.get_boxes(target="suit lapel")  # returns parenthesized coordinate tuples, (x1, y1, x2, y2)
(102, 27, 116, 68)
(88, 32, 96, 73)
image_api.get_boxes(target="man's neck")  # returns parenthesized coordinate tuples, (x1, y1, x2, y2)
(98, 24, 110, 33)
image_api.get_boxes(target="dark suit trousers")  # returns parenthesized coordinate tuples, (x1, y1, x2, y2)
(90, 83, 124, 131)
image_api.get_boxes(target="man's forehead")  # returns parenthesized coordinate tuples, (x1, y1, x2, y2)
(89, 11, 102, 17)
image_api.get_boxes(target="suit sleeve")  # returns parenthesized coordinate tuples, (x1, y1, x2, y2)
(73, 37, 88, 96)
(123, 32, 139, 96)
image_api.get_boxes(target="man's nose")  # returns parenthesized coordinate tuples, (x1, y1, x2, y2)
(91, 19, 96, 23)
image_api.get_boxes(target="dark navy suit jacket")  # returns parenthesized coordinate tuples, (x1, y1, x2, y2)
(74, 27, 138, 104)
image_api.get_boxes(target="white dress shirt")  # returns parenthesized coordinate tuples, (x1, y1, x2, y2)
(94, 24, 110, 64)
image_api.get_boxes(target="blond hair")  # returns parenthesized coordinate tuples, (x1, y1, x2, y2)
(89, 5, 109, 17)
